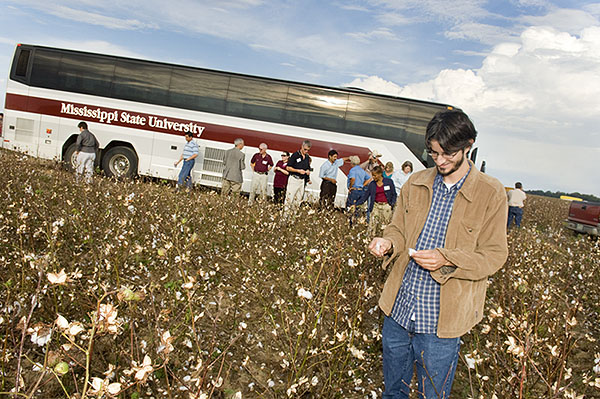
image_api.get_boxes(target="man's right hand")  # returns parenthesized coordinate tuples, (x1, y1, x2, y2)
(368, 238, 392, 257)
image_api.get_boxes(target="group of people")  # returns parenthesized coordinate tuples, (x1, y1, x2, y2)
(180, 134, 416, 232)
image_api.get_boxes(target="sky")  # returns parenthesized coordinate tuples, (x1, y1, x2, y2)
(1, 0, 599, 197)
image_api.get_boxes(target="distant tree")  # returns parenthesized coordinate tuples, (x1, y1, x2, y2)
(525, 189, 600, 202)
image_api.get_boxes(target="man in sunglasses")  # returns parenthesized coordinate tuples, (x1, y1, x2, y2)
(368, 110, 508, 398)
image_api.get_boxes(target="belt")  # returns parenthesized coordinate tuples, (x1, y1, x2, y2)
(291, 174, 304, 179)
(351, 187, 363, 191)
(254, 171, 268, 175)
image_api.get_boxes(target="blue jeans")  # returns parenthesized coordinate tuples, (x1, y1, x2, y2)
(507, 206, 523, 228)
(177, 159, 195, 188)
(346, 189, 365, 226)
(382, 316, 461, 399)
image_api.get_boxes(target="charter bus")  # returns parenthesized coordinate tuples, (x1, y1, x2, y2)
(2, 43, 460, 205)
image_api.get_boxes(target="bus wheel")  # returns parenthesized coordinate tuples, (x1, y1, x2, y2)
(63, 143, 79, 172)
(102, 147, 138, 178)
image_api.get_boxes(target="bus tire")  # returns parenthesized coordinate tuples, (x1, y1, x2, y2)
(63, 143, 79, 172)
(102, 146, 138, 179)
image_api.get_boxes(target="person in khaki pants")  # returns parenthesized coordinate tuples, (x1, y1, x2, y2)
(221, 138, 245, 196)
(355, 166, 397, 236)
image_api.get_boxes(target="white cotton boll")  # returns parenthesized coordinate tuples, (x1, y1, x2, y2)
(297, 288, 313, 300)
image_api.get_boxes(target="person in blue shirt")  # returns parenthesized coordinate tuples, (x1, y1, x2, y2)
(355, 166, 397, 235)
(174, 132, 199, 190)
(346, 156, 371, 225)
(319, 149, 351, 209)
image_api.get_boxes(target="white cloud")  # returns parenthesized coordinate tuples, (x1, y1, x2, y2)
(46, 5, 157, 30)
(368, 0, 491, 23)
(445, 22, 519, 45)
(346, 28, 400, 43)
(346, 23, 600, 195)
(520, 8, 599, 34)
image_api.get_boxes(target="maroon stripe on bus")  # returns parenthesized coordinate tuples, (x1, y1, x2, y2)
(5, 93, 374, 174)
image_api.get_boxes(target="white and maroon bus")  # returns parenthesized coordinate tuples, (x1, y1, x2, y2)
(2, 43, 458, 205)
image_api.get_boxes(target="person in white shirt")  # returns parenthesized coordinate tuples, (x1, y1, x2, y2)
(507, 182, 527, 228)
(391, 160, 413, 196)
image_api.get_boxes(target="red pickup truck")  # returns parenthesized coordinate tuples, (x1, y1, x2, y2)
(565, 201, 600, 236)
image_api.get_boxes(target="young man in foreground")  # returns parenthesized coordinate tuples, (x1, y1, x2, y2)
(369, 110, 508, 398)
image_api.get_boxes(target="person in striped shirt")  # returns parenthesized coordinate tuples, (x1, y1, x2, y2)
(174, 132, 199, 190)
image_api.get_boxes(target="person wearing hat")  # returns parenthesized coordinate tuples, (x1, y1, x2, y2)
(360, 149, 382, 176)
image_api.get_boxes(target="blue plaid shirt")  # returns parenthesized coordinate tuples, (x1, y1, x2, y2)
(390, 166, 471, 333)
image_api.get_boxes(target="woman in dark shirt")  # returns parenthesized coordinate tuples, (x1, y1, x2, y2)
(273, 152, 290, 203)
(356, 166, 397, 235)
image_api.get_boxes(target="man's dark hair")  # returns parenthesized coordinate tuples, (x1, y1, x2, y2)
(425, 110, 477, 153)
(328, 149, 338, 157)
(515, 182, 522, 189)
(78, 121, 88, 130)
(372, 165, 383, 175)
(185, 131, 194, 138)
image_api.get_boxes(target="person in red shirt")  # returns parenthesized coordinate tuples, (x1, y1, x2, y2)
(273, 152, 290, 204)
(356, 166, 397, 235)
(248, 143, 274, 204)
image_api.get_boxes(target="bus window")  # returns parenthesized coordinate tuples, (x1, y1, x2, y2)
(226, 77, 288, 123)
(112, 61, 171, 105)
(345, 94, 409, 141)
(58, 53, 115, 98)
(30, 49, 62, 89)
(169, 69, 229, 114)
(285, 86, 348, 132)
(14, 49, 30, 78)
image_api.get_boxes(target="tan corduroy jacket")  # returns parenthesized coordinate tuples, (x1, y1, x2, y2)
(379, 161, 508, 338)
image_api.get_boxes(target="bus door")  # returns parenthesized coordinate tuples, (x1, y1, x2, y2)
(38, 114, 60, 160)
(150, 131, 183, 181)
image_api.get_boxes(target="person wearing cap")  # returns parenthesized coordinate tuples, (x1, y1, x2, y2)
(248, 143, 274, 204)
(360, 149, 382, 175)
(174, 131, 199, 190)
(284, 140, 312, 215)
(221, 138, 246, 196)
(391, 160, 413, 196)
(273, 152, 290, 204)
(318, 149, 350, 209)
(346, 155, 371, 225)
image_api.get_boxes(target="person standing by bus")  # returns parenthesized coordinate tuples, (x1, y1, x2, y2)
(368, 110, 508, 399)
(360, 149, 382, 175)
(273, 152, 290, 204)
(74, 121, 99, 183)
(318, 149, 350, 209)
(248, 143, 274, 204)
(284, 140, 312, 215)
(174, 131, 199, 190)
(355, 165, 397, 235)
(391, 160, 413, 196)
(221, 138, 245, 196)
(346, 156, 371, 225)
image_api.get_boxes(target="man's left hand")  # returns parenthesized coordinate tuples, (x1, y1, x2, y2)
(411, 249, 451, 271)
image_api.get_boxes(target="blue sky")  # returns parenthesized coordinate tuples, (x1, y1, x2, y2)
(1, 0, 599, 196)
